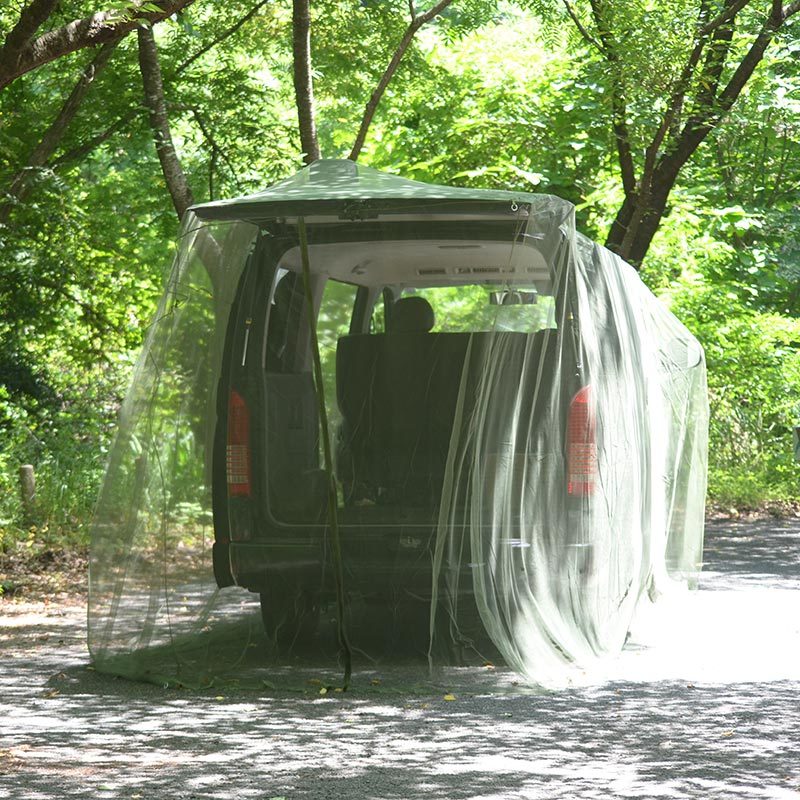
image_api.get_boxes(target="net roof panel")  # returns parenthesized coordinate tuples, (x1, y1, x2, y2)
(190, 159, 574, 222)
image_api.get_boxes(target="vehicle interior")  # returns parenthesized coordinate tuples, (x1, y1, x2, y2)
(218, 225, 565, 506)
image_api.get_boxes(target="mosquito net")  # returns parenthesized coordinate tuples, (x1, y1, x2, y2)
(88, 160, 708, 690)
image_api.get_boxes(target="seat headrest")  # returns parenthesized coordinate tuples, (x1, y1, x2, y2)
(391, 296, 435, 333)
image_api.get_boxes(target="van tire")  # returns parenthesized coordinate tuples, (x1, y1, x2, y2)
(260, 588, 319, 647)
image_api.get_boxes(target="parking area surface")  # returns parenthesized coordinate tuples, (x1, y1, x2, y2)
(1, 519, 799, 799)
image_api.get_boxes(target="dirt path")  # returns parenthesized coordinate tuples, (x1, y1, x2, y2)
(2, 521, 799, 799)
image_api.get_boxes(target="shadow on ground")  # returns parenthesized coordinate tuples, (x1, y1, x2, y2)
(1, 520, 799, 799)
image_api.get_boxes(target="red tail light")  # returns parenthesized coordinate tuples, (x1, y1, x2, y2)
(226, 389, 251, 497)
(567, 385, 596, 496)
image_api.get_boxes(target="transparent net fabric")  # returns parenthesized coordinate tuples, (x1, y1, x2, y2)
(88, 162, 707, 690)
(431, 234, 707, 686)
(88, 217, 258, 681)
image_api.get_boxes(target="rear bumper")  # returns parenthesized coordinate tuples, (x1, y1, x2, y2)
(228, 528, 443, 599)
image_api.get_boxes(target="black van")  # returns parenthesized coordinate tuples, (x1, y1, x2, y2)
(209, 210, 595, 644)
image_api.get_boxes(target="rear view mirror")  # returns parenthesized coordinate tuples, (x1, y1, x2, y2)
(489, 290, 537, 306)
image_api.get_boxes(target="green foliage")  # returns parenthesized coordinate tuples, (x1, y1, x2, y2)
(1, 0, 800, 537)
(0, 359, 129, 549)
(667, 279, 800, 506)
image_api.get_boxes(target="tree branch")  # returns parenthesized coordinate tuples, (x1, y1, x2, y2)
(137, 24, 194, 219)
(42, 0, 267, 194)
(693, 0, 738, 114)
(51, 112, 135, 168)
(30, 41, 120, 170)
(663, 0, 717, 137)
(585, 1, 636, 198)
(0, 0, 197, 91)
(699, 0, 753, 35)
(714, 4, 786, 112)
(0, 41, 118, 225)
(35, 274, 126, 339)
(176, 0, 270, 74)
(765, 125, 790, 206)
(560, 0, 603, 53)
(611, 93, 636, 197)
(1, 0, 60, 55)
(348, 0, 455, 161)
(784, 1, 800, 20)
(669, 0, 796, 167)
(189, 108, 244, 195)
(52, 0, 268, 172)
(587, 0, 612, 50)
(292, 0, 320, 164)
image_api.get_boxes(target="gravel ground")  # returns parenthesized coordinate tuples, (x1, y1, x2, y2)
(1, 520, 799, 799)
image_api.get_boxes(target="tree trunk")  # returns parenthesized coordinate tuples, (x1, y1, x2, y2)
(18, 464, 37, 527)
(605, 174, 675, 267)
(137, 24, 224, 299)
(605, 194, 636, 257)
(137, 25, 195, 219)
(292, 0, 320, 164)
(620, 190, 671, 267)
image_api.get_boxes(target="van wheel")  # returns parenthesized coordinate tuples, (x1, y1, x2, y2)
(260, 589, 319, 647)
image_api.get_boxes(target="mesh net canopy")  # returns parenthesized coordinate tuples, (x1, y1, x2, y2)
(88, 160, 708, 690)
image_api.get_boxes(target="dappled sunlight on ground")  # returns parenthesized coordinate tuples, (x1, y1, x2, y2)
(1, 521, 799, 799)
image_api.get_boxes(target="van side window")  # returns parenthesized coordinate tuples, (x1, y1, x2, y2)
(266, 270, 305, 373)
(371, 301, 386, 333)
(370, 288, 395, 333)
(317, 278, 359, 430)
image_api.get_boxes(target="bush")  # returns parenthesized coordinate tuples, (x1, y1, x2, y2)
(667, 278, 800, 506)
(0, 360, 128, 553)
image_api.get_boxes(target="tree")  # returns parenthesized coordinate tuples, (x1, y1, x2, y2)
(560, 0, 800, 266)
(292, 0, 320, 164)
(0, 0, 196, 92)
